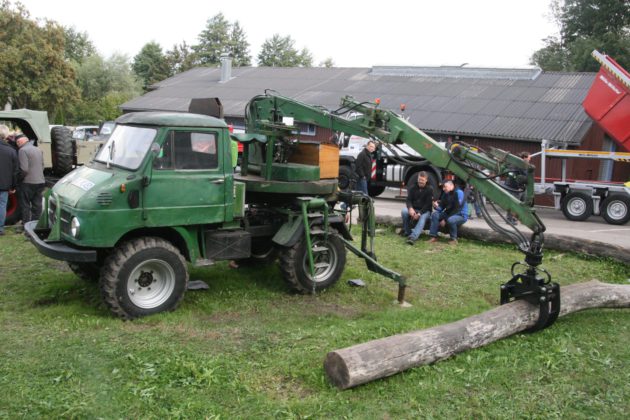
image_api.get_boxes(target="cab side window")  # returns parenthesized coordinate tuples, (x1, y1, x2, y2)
(154, 131, 218, 170)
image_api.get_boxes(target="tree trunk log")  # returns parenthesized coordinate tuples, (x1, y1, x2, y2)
(324, 280, 630, 390)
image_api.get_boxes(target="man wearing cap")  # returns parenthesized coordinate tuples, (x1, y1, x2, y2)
(0, 125, 19, 235)
(16, 134, 46, 224)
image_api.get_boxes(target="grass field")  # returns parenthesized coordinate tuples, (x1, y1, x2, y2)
(1, 226, 628, 419)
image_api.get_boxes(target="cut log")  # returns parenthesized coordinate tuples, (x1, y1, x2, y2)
(324, 280, 630, 389)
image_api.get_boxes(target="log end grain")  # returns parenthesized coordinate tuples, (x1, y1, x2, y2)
(324, 351, 350, 390)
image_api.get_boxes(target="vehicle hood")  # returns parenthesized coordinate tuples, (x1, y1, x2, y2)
(53, 166, 113, 207)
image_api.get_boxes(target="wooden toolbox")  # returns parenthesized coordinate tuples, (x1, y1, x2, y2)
(288, 141, 340, 179)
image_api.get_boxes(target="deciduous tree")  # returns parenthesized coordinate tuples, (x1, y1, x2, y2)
(531, 0, 629, 71)
(0, 1, 79, 121)
(257, 34, 313, 67)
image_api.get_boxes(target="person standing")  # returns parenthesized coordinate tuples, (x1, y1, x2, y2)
(353, 140, 376, 195)
(401, 171, 435, 245)
(16, 134, 46, 224)
(0, 125, 19, 235)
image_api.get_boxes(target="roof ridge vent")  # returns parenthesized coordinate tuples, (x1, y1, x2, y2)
(370, 66, 542, 80)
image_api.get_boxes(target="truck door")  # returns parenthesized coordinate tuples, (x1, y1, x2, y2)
(143, 129, 227, 225)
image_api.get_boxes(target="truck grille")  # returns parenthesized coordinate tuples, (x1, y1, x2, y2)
(60, 209, 72, 235)
(48, 199, 57, 226)
(97, 192, 113, 206)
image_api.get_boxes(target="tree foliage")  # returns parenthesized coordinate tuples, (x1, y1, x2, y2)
(0, 0, 79, 121)
(531, 0, 630, 71)
(165, 41, 196, 75)
(70, 53, 142, 123)
(193, 13, 251, 67)
(257, 34, 313, 67)
(132, 41, 171, 90)
(63, 26, 96, 64)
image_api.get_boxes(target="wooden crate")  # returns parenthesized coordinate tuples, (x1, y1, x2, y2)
(288, 141, 340, 179)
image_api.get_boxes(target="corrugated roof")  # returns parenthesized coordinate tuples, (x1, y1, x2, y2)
(122, 66, 596, 145)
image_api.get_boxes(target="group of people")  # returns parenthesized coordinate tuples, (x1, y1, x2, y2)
(0, 125, 45, 236)
(401, 171, 469, 245)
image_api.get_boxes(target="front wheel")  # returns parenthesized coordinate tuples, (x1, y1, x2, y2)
(601, 194, 630, 225)
(279, 228, 346, 294)
(561, 191, 592, 221)
(99, 237, 188, 319)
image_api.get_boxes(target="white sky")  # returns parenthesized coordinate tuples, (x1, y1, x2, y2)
(18, 0, 558, 68)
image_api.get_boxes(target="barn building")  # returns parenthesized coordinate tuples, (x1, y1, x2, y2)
(121, 56, 630, 186)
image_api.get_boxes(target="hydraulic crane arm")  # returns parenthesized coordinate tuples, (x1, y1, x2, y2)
(246, 93, 545, 238)
(245, 92, 559, 330)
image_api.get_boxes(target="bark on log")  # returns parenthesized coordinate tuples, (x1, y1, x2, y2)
(324, 280, 630, 390)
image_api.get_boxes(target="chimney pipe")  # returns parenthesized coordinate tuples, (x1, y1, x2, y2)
(220, 52, 232, 83)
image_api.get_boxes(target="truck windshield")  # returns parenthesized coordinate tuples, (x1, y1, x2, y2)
(95, 125, 157, 170)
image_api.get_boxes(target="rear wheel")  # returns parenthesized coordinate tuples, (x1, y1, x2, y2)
(51, 126, 74, 176)
(279, 228, 346, 293)
(338, 165, 354, 191)
(601, 194, 630, 225)
(99, 237, 188, 319)
(367, 185, 386, 197)
(561, 191, 592, 221)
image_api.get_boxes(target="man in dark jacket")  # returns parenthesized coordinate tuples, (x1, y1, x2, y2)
(428, 180, 468, 244)
(0, 125, 19, 235)
(353, 140, 376, 195)
(16, 135, 46, 223)
(401, 171, 435, 244)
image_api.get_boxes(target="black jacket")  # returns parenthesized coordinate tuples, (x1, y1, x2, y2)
(354, 148, 372, 179)
(0, 141, 19, 191)
(406, 184, 434, 214)
(438, 190, 461, 217)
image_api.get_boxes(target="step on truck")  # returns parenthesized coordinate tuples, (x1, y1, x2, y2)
(27, 93, 560, 331)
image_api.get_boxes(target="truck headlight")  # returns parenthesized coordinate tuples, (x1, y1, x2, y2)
(70, 217, 81, 238)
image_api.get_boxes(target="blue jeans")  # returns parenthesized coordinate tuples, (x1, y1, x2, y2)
(356, 177, 368, 195)
(401, 208, 431, 240)
(0, 191, 7, 233)
(429, 212, 466, 240)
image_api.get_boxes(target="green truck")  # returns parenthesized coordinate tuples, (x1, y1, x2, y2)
(26, 93, 559, 329)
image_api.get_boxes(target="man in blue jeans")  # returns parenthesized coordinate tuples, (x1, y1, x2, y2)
(0, 125, 19, 236)
(401, 171, 435, 245)
(429, 180, 468, 244)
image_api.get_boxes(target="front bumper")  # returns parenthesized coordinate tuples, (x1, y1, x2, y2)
(25, 221, 97, 263)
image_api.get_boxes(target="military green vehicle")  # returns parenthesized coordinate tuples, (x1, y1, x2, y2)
(26, 94, 559, 331)
(0, 109, 102, 224)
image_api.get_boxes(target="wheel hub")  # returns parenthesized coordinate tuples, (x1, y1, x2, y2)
(569, 198, 586, 215)
(137, 271, 154, 287)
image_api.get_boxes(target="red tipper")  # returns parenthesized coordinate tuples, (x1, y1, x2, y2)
(582, 50, 630, 151)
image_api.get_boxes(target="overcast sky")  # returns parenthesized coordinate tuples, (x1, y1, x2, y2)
(18, 0, 558, 68)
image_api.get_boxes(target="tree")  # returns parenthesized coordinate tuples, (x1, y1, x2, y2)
(531, 0, 630, 71)
(229, 21, 251, 66)
(63, 26, 96, 64)
(132, 42, 171, 90)
(70, 53, 142, 124)
(193, 13, 251, 67)
(257, 34, 313, 67)
(0, 0, 79, 121)
(320, 57, 335, 68)
(165, 41, 197, 75)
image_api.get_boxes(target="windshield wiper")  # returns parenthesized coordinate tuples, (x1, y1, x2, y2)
(107, 140, 116, 168)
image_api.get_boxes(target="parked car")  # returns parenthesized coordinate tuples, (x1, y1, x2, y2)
(72, 125, 99, 141)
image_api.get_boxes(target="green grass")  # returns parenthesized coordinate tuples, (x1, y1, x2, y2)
(1, 226, 628, 419)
